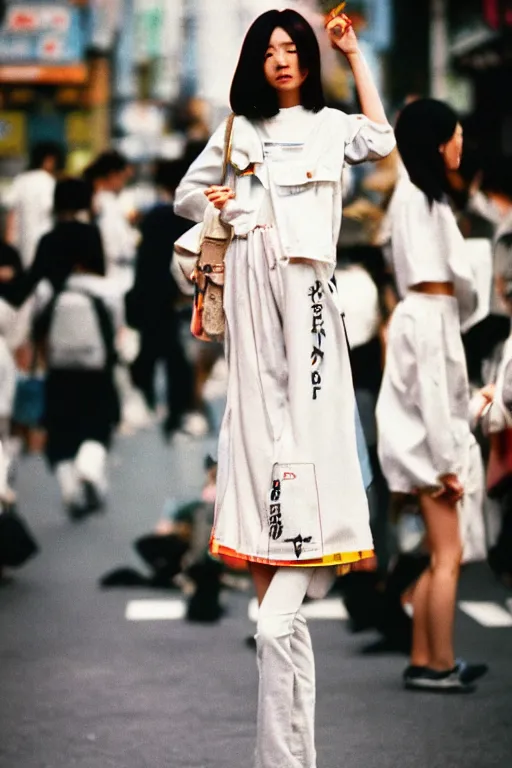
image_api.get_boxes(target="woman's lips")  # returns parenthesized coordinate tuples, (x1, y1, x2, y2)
(276, 74, 292, 82)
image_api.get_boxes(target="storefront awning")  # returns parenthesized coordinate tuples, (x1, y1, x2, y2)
(0, 63, 87, 84)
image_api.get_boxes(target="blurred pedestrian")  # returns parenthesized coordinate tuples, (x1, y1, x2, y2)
(85, 151, 151, 432)
(376, 99, 485, 692)
(126, 159, 199, 438)
(175, 8, 394, 766)
(33, 218, 121, 520)
(4, 141, 65, 269)
(84, 150, 138, 292)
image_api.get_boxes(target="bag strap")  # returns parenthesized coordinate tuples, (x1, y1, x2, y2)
(221, 113, 235, 187)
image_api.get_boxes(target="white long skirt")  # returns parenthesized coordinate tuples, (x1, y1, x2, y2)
(210, 227, 374, 577)
(376, 292, 486, 563)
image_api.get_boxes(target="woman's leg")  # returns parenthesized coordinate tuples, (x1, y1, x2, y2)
(251, 565, 317, 768)
(418, 493, 463, 670)
(410, 567, 432, 667)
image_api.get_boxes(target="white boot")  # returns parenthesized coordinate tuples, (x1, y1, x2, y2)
(75, 441, 108, 510)
(56, 461, 85, 518)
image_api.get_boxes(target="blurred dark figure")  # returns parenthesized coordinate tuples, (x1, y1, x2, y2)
(0, 178, 104, 308)
(0, 239, 23, 305)
(462, 157, 512, 385)
(126, 159, 195, 437)
(335, 245, 427, 654)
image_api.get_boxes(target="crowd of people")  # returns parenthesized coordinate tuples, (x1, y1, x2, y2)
(0, 134, 221, 526)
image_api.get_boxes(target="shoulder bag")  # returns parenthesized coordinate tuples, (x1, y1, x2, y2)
(173, 114, 235, 342)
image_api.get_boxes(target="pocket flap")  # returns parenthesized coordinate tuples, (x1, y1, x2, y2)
(271, 162, 340, 187)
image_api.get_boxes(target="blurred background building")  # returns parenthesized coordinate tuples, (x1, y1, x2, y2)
(0, 0, 509, 184)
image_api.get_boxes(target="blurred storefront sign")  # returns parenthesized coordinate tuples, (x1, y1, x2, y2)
(0, 2, 86, 63)
(0, 63, 87, 83)
(0, 1, 87, 84)
(0, 111, 26, 156)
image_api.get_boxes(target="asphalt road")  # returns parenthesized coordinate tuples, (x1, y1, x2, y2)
(1, 427, 511, 768)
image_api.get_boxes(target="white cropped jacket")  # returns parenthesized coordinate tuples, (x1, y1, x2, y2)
(174, 108, 395, 266)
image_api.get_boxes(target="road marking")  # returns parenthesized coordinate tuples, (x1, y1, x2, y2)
(124, 598, 512, 626)
(458, 601, 512, 628)
(248, 597, 348, 623)
(125, 599, 186, 621)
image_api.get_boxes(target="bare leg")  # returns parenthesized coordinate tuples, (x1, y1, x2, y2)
(410, 567, 431, 667)
(417, 493, 462, 670)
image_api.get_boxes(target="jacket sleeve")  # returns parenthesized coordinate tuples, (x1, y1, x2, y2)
(174, 120, 228, 223)
(410, 313, 459, 479)
(344, 114, 396, 165)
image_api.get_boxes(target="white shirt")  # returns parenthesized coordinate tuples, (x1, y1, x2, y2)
(388, 175, 476, 322)
(95, 191, 140, 293)
(4, 169, 55, 267)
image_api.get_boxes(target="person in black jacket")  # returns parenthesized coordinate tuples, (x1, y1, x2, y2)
(126, 160, 195, 437)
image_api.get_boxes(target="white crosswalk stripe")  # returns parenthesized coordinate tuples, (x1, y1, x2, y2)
(125, 597, 512, 626)
(458, 601, 512, 628)
(126, 599, 186, 621)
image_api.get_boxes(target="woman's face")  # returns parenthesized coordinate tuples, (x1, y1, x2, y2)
(440, 123, 463, 171)
(263, 27, 308, 98)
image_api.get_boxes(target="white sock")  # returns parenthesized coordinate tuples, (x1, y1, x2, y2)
(55, 461, 83, 506)
(75, 441, 108, 498)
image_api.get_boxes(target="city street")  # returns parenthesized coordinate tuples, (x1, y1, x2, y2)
(1, 427, 511, 768)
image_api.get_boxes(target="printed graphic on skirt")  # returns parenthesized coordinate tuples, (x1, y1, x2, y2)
(263, 463, 323, 560)
(309, 280, 326, 400)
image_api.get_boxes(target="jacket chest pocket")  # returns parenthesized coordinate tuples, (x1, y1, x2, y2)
(269, 162, 340, 260)
(271, 162, 340, 196)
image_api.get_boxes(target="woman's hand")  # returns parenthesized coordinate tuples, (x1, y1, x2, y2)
(204, 185, 235, 211)
(326, 14, 359, 56)
(480, 384, 496, 405)
(434, 473, 464, 504)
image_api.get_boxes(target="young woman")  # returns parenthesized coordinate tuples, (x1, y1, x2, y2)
(175, 9, 394, 766)
(376, 99, 483, 692)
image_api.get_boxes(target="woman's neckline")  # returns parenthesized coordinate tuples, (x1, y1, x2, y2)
(277, 105, 307, 115)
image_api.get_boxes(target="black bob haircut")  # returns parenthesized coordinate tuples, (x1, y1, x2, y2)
(395, 98, 459, 206)
(230, 9, 325, 120)
(54, 177, 92, 215)
(29, 141, 65, 172)
(154, 159, 188, 194)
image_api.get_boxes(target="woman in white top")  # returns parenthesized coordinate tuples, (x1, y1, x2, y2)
(175, 9, 394, 767)
(376, 99, 482, 692)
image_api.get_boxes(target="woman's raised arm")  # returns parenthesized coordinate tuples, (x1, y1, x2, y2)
(327, 15, 388, 125)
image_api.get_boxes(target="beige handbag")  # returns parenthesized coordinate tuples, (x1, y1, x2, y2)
(173, 114, 235, 342)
